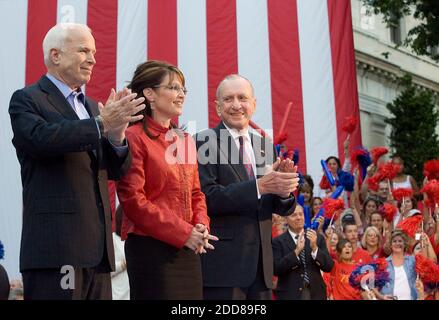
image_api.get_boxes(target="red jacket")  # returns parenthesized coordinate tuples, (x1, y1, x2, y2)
(117, 118, 210, 248)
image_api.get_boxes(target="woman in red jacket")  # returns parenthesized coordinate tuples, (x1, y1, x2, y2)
(117, 60, 217, 300)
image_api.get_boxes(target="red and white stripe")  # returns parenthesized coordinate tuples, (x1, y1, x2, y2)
(0, 0, 361, 277)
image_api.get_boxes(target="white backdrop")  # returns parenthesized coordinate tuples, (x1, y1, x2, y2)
(0, 0, 27, 280)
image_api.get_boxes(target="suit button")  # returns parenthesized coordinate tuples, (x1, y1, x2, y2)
(301, 274, 304, 278)
(98, 202, 103, 207)
(299, 288, 302, 291)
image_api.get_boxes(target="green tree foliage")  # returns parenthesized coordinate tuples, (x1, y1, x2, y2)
(363, 0, 439, 61)
(385, 74, 439, 183)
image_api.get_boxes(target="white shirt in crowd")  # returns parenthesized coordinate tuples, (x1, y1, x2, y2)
(111, 233, 130, 300)
(393, 265, 412, 300)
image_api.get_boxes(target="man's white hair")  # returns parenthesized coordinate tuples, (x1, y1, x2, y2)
(215, 74, 255, 100)
(42, 23, 91, 66)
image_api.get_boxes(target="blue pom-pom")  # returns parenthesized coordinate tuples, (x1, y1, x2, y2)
(298, 172, 305, 186)
(337, 170, 354, 192)
(310, 207, 324, 230)
(356, 147, 372, 180)
(297, 194, 305, 206)
(349, 261, 390, 291)
(0, 240, 4, 260)
(275, 144, 281, 157)
(321, 160, 335, 186)
(304, 205, 311, 229)
(293, 149, 299, 165)
(331, 186, 345, 199)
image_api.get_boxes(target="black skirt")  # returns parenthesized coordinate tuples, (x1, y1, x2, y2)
(125, 234, 202, 300)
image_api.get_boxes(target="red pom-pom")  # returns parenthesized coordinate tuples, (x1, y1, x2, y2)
(323, 198, 345, 220)
(420, 179, 439, 205)
(415, 254, 439, 284)
(370, 147, 388, 165)
(319, 175, 331, 190)
(342, 116, 358, 134)
(375, 257, 388, 271)
(423, 159, 439, 180)
(367, 173, 384, 192)
(392, 188, 413, 202)
(274, 131, 288, 145)
(424, 198, 435, 210)
(396, 215, 423, 238)
(380, 203, 398, 222)
(378, 161, 401, 180)
(367, 178, 379, 192)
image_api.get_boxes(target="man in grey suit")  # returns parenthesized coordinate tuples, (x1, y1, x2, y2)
(8, 23, 145, 300)
(195, 74, 299, 300)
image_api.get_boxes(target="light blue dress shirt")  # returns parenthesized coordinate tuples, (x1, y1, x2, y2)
(46, 73, 128, 154)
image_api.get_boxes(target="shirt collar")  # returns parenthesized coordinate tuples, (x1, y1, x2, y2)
(222, 122, 251, 143)
(288, 228, 303, 241)
(46, 73, 85, 101)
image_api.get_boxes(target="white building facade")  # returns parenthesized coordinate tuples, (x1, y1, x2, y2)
(351, 0, 439, 149)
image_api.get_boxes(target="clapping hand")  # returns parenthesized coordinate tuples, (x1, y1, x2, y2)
(306, 229, 318, 252)
(258, 158, 299, 198)
(277, 157, 297, 174)
(294, 232, 305, 256)
(98, 87, 146, 142)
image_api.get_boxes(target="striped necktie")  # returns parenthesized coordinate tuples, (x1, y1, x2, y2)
(295, 234, 310, 284)
(238, 136, 255, 180)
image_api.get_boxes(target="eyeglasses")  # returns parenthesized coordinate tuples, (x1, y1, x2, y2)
(153, 84, 188, 95)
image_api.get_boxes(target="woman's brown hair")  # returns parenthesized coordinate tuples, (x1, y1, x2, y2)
(390, 230, 409, 253)
(397, 196, 418, 211)
(336, 238, 351, 254)
(127, 60, 185, 139)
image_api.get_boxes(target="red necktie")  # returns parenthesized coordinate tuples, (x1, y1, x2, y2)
(238, 136, 255, 180)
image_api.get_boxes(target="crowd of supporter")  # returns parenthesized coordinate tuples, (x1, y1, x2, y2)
(272, 139, 439, 300)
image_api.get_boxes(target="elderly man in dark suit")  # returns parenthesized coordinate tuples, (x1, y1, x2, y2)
(8, 23, 145, 300)
(273, 205, 334, 300)
(195, 74, 299, 300)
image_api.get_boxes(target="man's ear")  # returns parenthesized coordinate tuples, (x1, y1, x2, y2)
(215, 100, 221, 116)
(50, 48, 61, 65)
